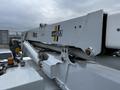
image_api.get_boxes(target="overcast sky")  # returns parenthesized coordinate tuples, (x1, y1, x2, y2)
(0, 0, 120, 31)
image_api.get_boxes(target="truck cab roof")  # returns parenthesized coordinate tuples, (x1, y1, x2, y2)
(0, 49, 12, 54)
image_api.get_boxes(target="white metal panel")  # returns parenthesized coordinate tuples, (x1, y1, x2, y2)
(41, 53, 120, 90)
(66, 63, 120, 90)
(0, 64, 44, 90)
(106, 13, 120, 49)
(52, 10, 104, 55)
(26, 10, 104, 55)
(42, 54, 62, 79)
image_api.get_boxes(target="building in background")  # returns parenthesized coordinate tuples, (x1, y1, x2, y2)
(0, 30, 9, 48)
(9, 31, 21, 39)
(0, 30, 22, 49)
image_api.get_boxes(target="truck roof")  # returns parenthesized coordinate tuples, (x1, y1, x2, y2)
(0, 49, 12, 54)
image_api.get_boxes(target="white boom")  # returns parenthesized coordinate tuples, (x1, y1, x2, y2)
(22, 9, 120, 90)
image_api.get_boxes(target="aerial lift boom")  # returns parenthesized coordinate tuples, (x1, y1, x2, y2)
(22, 10, 120, 90)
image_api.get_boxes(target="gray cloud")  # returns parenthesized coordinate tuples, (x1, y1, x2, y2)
(0, 0, 120, 31)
